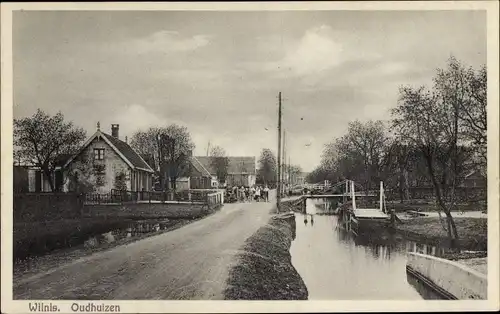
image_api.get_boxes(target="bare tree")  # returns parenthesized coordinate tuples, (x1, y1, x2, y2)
(257, 148, 277, 185)
(131, 125, 194, 191)
(287, 164, 303, 185)
(447, 57, 486, 166)
(158, 126, 195, 191)
(209, 145, 230, 185)
(321, 120, 389, 191)
(130, 128, 160, 171)
(392, 84, 463, 244)
(14, 109, 86, 191)
(305, 166, 330, 184)
(391, 56, 482, 248)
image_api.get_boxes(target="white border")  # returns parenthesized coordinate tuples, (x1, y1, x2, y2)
(2, 1, 499, 313)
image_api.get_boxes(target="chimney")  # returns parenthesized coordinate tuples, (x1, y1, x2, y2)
(111, 124, 119, 139)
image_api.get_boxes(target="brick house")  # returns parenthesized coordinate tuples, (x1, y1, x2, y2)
(188, 156, 216, 189)
(193, 156, 256, 187)
(63, 123, 154, 193)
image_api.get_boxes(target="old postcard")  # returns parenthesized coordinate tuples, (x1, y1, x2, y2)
(1, 1, 499, 313)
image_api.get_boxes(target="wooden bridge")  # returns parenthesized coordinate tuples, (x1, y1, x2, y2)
(305, 193, 377, 199)
(303, 179, 378, 199)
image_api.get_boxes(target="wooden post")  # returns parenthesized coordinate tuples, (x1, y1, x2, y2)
(380, 181, 384, 212)
(351, 180, 356, 210)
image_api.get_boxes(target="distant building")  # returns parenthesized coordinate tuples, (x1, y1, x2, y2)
(14, 154, 71, 192)
(63, 123, 155, 193)
(462, 170, 487, 188)
(188, 156, 216, 189)
(291, 171, 307, 186)
(193, 156, 256, 187)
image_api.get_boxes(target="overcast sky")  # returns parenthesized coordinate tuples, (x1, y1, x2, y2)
(13, 10, 486, 172)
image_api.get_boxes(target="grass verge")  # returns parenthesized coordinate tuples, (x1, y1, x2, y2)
(395, 217, 487, 251)
(223, 213, 308, 300)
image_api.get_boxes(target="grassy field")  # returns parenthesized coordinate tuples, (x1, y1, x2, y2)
(224, 213, 308, 300)
(396, 217, 487, 251)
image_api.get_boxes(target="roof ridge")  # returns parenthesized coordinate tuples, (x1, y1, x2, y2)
(191, 156, 212, 177)
(101, 132, 154, 173)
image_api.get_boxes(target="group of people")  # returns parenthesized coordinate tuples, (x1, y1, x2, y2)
(227, 185, 270, 203)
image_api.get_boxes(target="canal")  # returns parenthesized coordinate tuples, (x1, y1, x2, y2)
(290, 198, 447, 300)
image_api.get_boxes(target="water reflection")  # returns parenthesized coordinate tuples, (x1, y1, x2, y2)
(290, 198, 448, 300)
(83, 219, 176, 249)
(303, 214, 315, 227)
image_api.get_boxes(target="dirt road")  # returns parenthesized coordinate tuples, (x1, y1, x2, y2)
(14, 201, 276, 300)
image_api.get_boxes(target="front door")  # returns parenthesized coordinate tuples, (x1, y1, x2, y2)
(35, 170, 42, 192)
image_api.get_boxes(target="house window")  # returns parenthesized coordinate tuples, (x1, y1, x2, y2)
(94, 148, 105, 160)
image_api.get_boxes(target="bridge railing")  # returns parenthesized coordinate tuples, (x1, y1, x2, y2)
(206, 190, 224, 208)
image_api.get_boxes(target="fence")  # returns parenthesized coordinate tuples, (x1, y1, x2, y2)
(385, 186, 486, 203)
(84, 189, 225, 206)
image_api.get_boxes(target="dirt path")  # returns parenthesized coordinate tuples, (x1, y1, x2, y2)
(14, 201, 275, 300)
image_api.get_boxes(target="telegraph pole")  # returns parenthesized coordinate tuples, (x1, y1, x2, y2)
(288, 156, 291, 186)
(282, 130, 286, 196)
(277, 92, 282, 212)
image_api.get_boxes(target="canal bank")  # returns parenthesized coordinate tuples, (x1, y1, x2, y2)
(285, 198, 487, 300)
(224, 211, 308, 300)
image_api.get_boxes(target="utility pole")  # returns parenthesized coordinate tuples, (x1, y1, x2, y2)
(277, 92, 282, 212)
(288, 156, 291, 186)
(206, 141, 211, 156)
(282, 130, 286, 196)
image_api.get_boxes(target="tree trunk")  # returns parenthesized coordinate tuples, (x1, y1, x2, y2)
(399, 167, 405, 203)
(170, 176, 177, 191)
(43, 166, 55, 192)
(424, 152, 459, 244)
(403, 169, 410, 201)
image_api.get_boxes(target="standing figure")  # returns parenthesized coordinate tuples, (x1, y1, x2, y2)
(239, 186, 246, 202)
(263, 185, 270, 202)
(250, 185, 256, 202)
(254, 186, 261, 202)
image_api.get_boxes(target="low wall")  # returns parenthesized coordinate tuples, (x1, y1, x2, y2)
(407, 252, 487, 300)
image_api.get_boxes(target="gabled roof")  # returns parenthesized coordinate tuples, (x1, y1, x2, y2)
(190, 156, 212, 177)
(465, 170, 487, 179)
(194, 156, 256, 175)
(101, 132, 153, 172)
(64, 130, 154, 173)
(54, 153, 74, 168)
